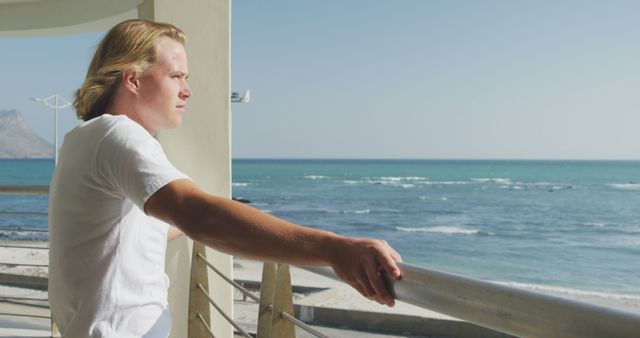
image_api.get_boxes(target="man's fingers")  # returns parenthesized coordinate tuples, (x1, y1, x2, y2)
(364, 264, 394, 306)
(376, 243, 402, 279)
(358, 270, 376, 298)
(352, 279, 373, 299)
(382, 240, 403, 262)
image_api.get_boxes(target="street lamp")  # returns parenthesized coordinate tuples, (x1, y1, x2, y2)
(231, 89, 251, 103)
(30, 94, 71, 165)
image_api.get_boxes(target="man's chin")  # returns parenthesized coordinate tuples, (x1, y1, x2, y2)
(172, 116, 184, 129)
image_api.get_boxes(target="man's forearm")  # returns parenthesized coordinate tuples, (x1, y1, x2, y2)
(146, 179, 402, 306)
(179, 193, 343, 266)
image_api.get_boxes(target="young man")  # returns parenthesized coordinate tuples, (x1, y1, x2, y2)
(48, 19, 402, 337)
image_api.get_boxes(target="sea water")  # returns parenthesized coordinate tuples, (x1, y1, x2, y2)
(1, 159, 639, 301)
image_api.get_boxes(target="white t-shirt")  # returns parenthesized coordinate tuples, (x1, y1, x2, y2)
(48, 114, 189, 338)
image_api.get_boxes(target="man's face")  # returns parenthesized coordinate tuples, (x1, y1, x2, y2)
(136, 37, 192, 135)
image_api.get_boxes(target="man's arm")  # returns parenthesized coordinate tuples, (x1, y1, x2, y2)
(145, 178, 402, 306)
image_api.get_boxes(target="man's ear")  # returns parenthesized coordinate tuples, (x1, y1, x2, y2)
(121, 69, 141, 95)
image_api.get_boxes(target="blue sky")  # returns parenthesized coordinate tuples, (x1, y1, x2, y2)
(1, 1, 639, 159)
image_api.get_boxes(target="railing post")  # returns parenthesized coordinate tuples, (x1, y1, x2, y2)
(257, 263, 276, 338)
(271, 264, 296, 338)
(188, 242, 212, 338)
(51, 318, 60, 337)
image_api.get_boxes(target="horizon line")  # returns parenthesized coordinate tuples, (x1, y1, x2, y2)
(231, 157, 640, 161)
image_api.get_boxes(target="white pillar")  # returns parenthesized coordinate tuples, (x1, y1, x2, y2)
(138, 1, 233, 337)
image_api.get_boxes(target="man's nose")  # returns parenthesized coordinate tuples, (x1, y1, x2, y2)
(180, 83, 193, 99)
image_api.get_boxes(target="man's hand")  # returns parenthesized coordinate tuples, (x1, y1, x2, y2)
(328, 237, 402, 306)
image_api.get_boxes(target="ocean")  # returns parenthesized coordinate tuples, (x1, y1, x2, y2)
(1, 158, 639, 301)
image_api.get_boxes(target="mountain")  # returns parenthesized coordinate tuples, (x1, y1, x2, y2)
(0, 109, 54, 159)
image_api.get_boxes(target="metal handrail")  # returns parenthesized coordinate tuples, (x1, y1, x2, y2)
(280, 312, 329, 338)
(0, 244, 49, 249)
(0, 312, 50, 319)
(0, 185, 49, 195)
(302, 263, 640, 338)
(0, 262, 48, 267)
(197, 253, 260, 303)
(0, 211, 48, 216)
(196, 312, 217, 338)
(0, 227, 48, 233)
(0, 296, 48, 302)
(196, 283, 252, 338)
(199, 255, 329, 337)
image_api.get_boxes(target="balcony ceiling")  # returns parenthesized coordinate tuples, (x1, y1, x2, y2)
(0, 0, 141, 37)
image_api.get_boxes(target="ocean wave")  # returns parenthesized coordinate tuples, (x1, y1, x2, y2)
(472, 179, 574, 191)
(304, 175, 329, 180)
(472, 178, 512, 185)
(608, 183, 640, 190)
(395, 226, 480, 235)
(232, 182, 250, 187)
(581, 222, 607, 228)
(422, 181, 469, 185)
(324, 209, 371, 214)
(380, 176, 427, 181)
(493, 281, 640, 302)
(342, 209, 371, 214)
(359, 180, 417, 188)
(342, 177, 432, 188)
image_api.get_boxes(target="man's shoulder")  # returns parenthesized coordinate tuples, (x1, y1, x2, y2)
(82, 114, 145, 134)
(71, 114, 152, 144)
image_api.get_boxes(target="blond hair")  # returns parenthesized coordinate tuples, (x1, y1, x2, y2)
(74, 19, 186, 121)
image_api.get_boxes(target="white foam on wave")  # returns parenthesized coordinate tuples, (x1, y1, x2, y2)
(342, 209, 371, 214)
(357, 179, 417, 188)
(582, 222, 607, 228)
(395, 226, 479, 235)
(608, 183, 640, 190)
(493, 281, 640, 302)
(232, 182, 250, 187)
(380, 176, 427, 181)
(342, 176, 428, 188)
(472, 178, 512, 185)
(304, 175, 329, 180)
(422, 181, 469, 185)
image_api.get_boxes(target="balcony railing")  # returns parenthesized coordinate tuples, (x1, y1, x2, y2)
(0, 185, 58, 336)
(2, 184, 639, 338)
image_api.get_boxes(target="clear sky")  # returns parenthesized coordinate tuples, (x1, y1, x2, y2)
(1, 1, 639, 159)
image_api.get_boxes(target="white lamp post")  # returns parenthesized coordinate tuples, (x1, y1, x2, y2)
(30, 94, 71, 165)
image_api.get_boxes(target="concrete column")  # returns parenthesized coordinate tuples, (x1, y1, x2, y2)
(138, 1, 233, 337)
